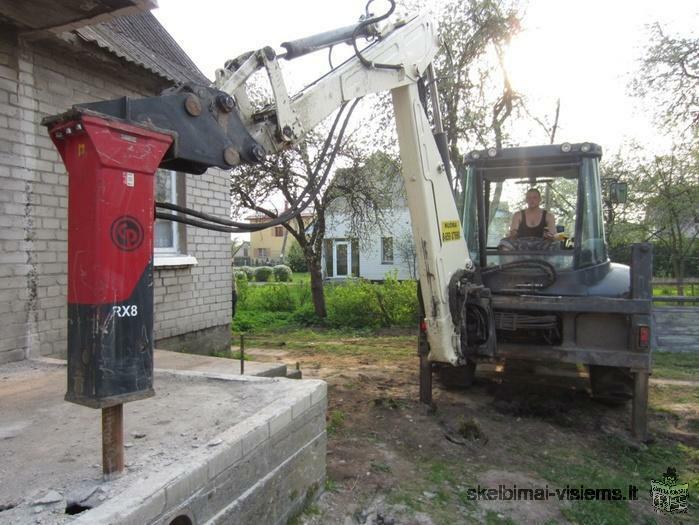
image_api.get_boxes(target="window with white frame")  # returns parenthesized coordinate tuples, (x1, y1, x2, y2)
(155, 169, 182, 254)
(381, 237, 394, 264)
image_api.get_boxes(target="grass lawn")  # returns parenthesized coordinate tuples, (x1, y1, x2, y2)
(653, 352, 699, 381)
(291, 271, 310, 283)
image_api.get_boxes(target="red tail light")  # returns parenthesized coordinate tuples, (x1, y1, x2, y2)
(638, 325, 650, 348)
(419, 320, 427, 333)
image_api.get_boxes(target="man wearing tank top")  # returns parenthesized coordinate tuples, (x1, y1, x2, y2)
(508, 188, 556, 240)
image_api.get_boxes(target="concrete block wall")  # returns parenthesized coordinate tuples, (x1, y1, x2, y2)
(0, 32, 231, 364)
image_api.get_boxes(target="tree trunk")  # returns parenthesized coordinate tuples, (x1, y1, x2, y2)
(672, 256, 685, 296)
(308, 259, 327, 318)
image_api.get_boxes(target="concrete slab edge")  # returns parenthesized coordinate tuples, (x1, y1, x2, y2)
(205, 431, 327, 525)
(72, 377, 327, 525)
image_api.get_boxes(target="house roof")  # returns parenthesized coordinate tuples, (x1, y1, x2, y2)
(75, 11, 209, 85)
(0, 0, 155, 33)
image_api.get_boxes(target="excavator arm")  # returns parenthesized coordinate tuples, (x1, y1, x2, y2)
(43, 5, 495, 410)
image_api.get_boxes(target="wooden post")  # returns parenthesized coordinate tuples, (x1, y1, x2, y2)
(102, 404, 124, 479)
(632, 370, 649, 441)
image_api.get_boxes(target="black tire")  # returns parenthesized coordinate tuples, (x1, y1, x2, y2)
(589, 365, 633, 405)
(437, 361, 477, 389)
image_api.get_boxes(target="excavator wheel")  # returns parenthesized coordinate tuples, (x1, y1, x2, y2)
(436, 361, 477, 389)
(588, 365, 634, 405)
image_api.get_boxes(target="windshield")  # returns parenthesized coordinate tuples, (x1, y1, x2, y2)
(462, 157, 608, 271)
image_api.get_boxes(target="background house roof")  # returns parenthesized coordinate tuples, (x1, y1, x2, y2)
(75, 11, 209, 85)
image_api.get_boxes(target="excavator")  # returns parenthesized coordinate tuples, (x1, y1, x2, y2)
(43, 0, 652, 441)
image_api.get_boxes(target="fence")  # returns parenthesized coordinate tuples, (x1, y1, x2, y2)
(652, 278, 699, 305)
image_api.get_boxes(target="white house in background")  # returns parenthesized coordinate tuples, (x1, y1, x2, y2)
(323, 201, 415, 281)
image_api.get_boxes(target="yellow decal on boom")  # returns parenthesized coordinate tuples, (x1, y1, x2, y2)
(441, 220, 461, 242)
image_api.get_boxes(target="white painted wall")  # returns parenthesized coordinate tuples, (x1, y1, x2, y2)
(324, 206, 415, 281)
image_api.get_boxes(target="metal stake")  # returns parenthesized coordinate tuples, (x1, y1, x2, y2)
(240, 334, 245, 375)
(102, 403, 124, 479)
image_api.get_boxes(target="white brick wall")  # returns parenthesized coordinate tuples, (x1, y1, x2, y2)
(0, 32, 231, 364)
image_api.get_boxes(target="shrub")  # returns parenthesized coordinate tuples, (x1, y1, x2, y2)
(325, 279, 382, 328)
(374, 273, 418, 326)
(286, 241, 308, 272)
(234, 274, 249, 307)
(233, 270, 248, 281)
(292, 302, 324, 326)
(246, 284, 297, 312)
(273, 264, 292, 282)
(254, 266, 274, 282)
(239, 266, 255, 280)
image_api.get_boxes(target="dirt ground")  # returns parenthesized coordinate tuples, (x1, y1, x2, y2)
(242, 329, 699, 525)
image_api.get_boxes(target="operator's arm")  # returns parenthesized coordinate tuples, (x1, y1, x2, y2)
(544, 211, 556, 240)
(509, 211, 521, 238)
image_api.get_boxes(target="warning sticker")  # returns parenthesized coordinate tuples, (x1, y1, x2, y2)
(441, 220, 461, 242)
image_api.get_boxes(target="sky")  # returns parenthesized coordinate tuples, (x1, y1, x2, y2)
(154, 0, 696, 150)
(153, 0, 697, 238)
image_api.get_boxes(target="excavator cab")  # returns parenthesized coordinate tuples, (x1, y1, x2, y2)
(461, 142, 623, 297)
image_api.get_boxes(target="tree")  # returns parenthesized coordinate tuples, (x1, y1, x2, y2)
(602, 145, 699, 292)
(394, 231, 417, 279)
(286, 240, 308, 272)
(230, 238, 244, 258)
(230, 132, 399, 318)
(632, 23, 699, 137)
(636, 148, 699, 294)
(372, 0, 523, 169)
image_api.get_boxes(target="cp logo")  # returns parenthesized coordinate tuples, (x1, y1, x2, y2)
(110, 215, 144, 251)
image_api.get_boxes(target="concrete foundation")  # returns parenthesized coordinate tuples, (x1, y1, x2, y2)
(155, 324, 232, 357)
(0, 359, 326, 525)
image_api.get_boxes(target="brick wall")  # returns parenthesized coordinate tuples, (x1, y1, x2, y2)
(0, 31, 231, 364)
(153, 168, 232, 352)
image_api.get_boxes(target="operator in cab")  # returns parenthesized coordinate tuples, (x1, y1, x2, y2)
(508, 188, 556, 240)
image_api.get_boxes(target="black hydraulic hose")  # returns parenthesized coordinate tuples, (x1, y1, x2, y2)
(352, 0, 402, 71)
(155, 211, 248, 233)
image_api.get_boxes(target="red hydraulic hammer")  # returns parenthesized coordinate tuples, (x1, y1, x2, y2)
(44, 110, 173, 477)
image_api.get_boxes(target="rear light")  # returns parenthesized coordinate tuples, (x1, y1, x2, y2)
(561, 142, 572, 153)
(638, 325, 650, 348)
(419, 320, 427, 333)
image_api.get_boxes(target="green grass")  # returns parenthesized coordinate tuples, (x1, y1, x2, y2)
(234, 327, 416, 362)
(291, 272, 310, 283)
(652, 284, 699, 297)
(524, 433, 699, 525)
(232, 310, 299, 332)
(327, 409, 346, 436)
(652, 352, 699, 381)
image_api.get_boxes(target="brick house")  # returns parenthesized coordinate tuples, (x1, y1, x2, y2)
(0, 3, 232, 364)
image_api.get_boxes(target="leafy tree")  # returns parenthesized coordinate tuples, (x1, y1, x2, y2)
(602, 145, 699, 291)
(230, 132, 398, 318)
(286, 240, 308, 272)
(632, 23, 699, 137)
(637, 148, 699, 293)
